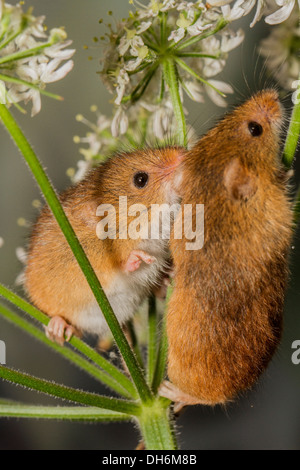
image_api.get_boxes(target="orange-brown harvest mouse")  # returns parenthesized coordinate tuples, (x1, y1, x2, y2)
(24, 147, 183, 345)
(160, 90, 294, 408)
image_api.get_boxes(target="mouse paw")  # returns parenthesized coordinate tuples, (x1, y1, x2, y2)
(158, 380, 203, 414)
(124, 250, 156, 273)
(45, 316, 75, 346)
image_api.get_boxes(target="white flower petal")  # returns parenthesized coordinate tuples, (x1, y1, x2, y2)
(206, 79, 233, 107)
(41, 59, 74, 83)
(265, 0, 295, 24)
(111, 108, 129, 137)
(168, 27, 186, 43)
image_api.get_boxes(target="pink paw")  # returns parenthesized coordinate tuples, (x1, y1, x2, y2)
(124, 250, 156, 273)
(45, 316, 75, 346)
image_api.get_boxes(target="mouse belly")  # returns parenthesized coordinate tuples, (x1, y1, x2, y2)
(74, 258, 164, 337)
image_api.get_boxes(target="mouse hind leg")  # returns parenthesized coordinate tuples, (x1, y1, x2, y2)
(45, 316, 79, 346)
(159, 380, 214, 414)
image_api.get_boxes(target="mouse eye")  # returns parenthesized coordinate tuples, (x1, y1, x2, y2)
(133, 172, 149, 189)
(248, 121, 263, 137)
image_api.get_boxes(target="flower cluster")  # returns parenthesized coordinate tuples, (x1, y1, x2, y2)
(259, 7, 300, 90)
(99, 0, 250, 138)
(71, 102, 197, 183)
(0, 1, 75, 116)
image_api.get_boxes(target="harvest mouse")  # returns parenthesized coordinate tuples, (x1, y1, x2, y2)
(160, 90, 294, 408)
(24, 147, 183, 345)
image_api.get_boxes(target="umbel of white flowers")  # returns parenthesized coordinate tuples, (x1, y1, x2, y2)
(0, 1, 75, 116)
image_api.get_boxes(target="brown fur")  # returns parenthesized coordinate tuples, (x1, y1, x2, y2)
(25, 147, 183, 335)
(166, 90, 294, 405)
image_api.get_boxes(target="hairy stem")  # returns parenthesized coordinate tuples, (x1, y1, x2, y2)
(139, 399, 177, 450)
(0, 302, 133, 399)
(0, 284, 137, 399)
(282, 80, 300, 168)
(0, 404, 131, 422)
(0, 366, 140, 416)
(162, 58, 187, 147)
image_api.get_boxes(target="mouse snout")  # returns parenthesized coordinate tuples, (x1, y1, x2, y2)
(159, 148, 185, 179)
(251, 90, 283, 127)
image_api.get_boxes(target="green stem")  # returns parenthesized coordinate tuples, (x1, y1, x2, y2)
(282, 79, 300, 168)
(139, 399, 177, 450)
(126, 320, 145, 370)
(0, 302, 133, 399)
(0, 366, 140, 416)
(162, 58, 187, 147)
(0, 105, 152, 404)
(177, 51, 220, 59)
(151, 284, 173, 393)
(147, 295, 158, 386)
(160, 12, 168, 46)
(0, 41, 53, 65)
(0, 73, 63, 101)
(174, 17, 228, 51)
(0, 284, 137, 399)
(175, 57, 225, 97)
(122, 64, 158, 104)
(0, 16, 28, 51)
(0, 404, 131, 422)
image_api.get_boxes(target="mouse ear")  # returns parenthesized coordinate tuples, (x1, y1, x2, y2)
(224, 158, 258, 201)
(68, 199, 99, 229)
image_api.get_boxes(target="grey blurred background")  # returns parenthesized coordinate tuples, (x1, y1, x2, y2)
(0, 0, 299, 450)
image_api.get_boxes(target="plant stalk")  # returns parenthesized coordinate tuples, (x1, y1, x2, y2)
(282, 79, 300, 168)
(162, 58, 187, 147)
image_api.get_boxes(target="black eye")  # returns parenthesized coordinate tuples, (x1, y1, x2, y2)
(133, 172, 149, 189)
(248, 121, 263, 137)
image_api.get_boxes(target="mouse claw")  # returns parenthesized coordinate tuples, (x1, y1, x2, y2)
(45, 316, 75, 346)
(124, 250, 156, 273)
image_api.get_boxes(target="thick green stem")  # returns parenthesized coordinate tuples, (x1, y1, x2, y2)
(0, 302, 133, 399)
(0, 283, 137, 399)
(139, 400, 177, 450)
(162, 58, 187, 147)
(282, 80, 300, 168)
(0, 404, 131, 422)
(0, 104, 152, 404)
(0, 366, 140, 416)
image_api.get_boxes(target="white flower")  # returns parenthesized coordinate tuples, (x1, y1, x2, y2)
(0, 3, 75, 116)
(111, 107, 129, 137)
(183, 80, 205, 102)
(259, 8, 300, 89)
(221, 0, 257, 21)
(115, 69, 130, 106)
(205, 79, 234, 107)
(221, 28, 245, 51)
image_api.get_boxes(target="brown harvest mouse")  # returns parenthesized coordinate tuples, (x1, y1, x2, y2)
(160, 90, 294, 408)
(24, 147, 183, 345)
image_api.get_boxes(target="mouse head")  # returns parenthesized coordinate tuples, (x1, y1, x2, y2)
(100, 147, 184, 207)
(221, 89, 283, 168)
(188, 90, 284, 203)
